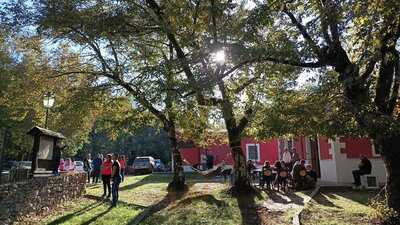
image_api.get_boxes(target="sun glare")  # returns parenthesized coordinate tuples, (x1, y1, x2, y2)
(213, 50, 226, 64)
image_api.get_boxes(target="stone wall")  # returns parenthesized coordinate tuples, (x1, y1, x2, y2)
(0, 172, 86, 224)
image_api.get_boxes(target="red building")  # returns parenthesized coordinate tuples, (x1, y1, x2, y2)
(180, 136, 386, 184)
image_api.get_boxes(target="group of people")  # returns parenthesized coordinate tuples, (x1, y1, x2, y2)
(58, 158, 76, 172)
(83, 153, 127, 207)
(246, 148, 317, 191)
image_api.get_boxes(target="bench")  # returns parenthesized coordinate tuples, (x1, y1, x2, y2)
(360, 174, 378, 189)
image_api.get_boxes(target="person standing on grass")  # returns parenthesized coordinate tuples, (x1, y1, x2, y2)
(118, 155, 126, 182)
(111, 153, 122, 207)
(92, 154, 103, 183)
(83, 153, 92, 183)
(101, 154, 113, 198)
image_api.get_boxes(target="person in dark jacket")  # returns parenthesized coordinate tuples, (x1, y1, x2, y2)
(83, 154, 92, 183)
(92, 154, 103, 183)
(260, 161, 273, 189)
(306, 164, 318, 182)
(352, 154, 372, 187)
(111, 153, 122, 207)
(247, 160, 256, 181)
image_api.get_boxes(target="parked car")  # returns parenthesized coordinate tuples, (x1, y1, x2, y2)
(3, 161, 17, 170)
(132, 156, 155, 175)
(14, 161, 32, 170)
(154, 159, 165, 172)
(74, 161, 84, 172)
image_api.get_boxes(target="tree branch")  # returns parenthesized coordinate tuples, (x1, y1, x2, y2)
(282, 8, 321, 57)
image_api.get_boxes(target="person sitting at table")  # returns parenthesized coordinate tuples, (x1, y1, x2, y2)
(247, 160, 256, 180)
(274, 161, 288, 191)
(306, 164, 318, 182)
(260, 161, 273, 189)
(292, 160, 307, 189)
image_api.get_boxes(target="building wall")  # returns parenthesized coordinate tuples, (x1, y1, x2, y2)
(180, 136, 387, 184)
(180, 138, 279, 168)
(293, 136, 308, 159)
(334, 137, 386, 183)
(318, 137, 386, 184)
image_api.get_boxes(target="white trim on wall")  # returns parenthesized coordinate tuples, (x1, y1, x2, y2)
(246, 143, 260, 162)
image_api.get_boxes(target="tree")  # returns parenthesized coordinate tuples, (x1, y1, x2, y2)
(35, 0, 215, 190)
(139, 0, 302, 190)
(0, 30, 112, 158)
(250, 73, 364, 138)
(34, 0, 301, 191)
(242, 0, 400, 219)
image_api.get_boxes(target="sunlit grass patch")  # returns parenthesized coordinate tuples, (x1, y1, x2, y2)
(300, 189, 375, 225)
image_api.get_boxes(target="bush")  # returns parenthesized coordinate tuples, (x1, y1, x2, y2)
(369, 192, 399, 225)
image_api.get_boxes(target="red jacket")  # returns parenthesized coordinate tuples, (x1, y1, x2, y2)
(101, 160, 113, 175)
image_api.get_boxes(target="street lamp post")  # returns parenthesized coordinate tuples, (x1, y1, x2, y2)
(43, 92, 55, 129)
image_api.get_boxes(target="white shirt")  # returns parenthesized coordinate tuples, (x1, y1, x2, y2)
(282, 151, 292, 163)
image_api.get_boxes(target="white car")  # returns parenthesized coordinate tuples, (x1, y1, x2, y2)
(74, 161, 84, 172)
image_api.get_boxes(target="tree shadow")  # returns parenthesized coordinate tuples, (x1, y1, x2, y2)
(168, 194, 227, 210)
(236, 192, 263, 225)
(46, 201, 104, 225)
(119, 173, 223, 192)
(79, 207, 112, 225)
(83, 194, 147, 209)
(322, 189, 375, 206)
(127, 188, 188, 225)
(267, 190, 306, 206)
(312, 192, 341, 208)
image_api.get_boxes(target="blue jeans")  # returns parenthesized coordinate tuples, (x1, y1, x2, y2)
(112, 177, 121, 206)
(121, 169, 125, 182)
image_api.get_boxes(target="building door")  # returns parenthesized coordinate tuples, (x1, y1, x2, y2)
(310, 138, 321, 177)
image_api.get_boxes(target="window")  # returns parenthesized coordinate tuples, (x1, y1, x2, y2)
(246, 144, 260, 162)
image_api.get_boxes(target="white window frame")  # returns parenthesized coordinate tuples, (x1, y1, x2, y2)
(246, 143, 260, 162)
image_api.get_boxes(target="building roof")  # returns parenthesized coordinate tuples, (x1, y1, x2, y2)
(27, 126, 66, 139)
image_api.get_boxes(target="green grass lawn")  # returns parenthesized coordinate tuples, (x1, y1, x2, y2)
(37, 173, 272, 225)
(300, 189, 376, 225)
(29, 173, 315, 225)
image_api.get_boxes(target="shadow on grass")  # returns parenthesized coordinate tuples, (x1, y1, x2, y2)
(267, 190, 306, 206)
(127, 188, 188, 225)
(79, 207, 112, 225)
(46, 194, 147, 225)
(317, 189, 376, 208)
(84, 194, 148, 209)
(236, 190, 264, 225)
(46, 200, 104, 225)
(168, 194, 228, 210)
(119, 173, 224, 192)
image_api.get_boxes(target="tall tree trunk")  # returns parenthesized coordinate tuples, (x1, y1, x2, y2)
(376, 135, 400, 223)
(166, 122, 186, 191)
(226, 126, 251, 191)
